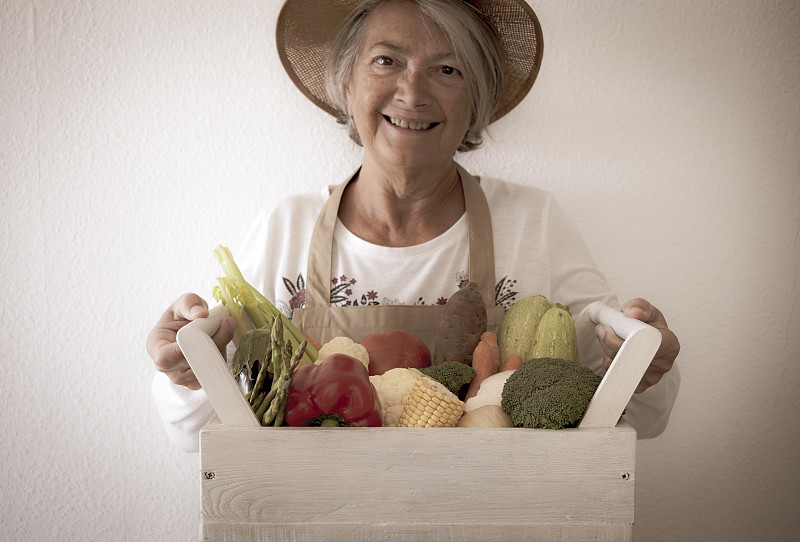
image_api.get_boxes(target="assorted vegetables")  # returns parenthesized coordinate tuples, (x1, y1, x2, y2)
(212, 245, 317, 367)
(205, 252, 605, 431)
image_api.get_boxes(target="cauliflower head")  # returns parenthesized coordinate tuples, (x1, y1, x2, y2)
(369, 368, 422, 426)
(317, 336, 370, 369)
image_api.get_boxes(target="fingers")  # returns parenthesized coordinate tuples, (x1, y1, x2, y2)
(594, 324, 621, 371)
(146, 294, 204, 360)
(621, 298, 680, 371)
(601, 298, 680, 394)
(622, 298, 667, 328)
(158, 346, 202, 389)
(638, 326, 680, 392)
(634, 363, 666, 394)
(146, 293, 212, 389)
(169, 367, 201, 390)
(211, 316, 237, 356)
(170, 292, 209, 322)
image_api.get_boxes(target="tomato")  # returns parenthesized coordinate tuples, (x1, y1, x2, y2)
(360, 329, 432, 376)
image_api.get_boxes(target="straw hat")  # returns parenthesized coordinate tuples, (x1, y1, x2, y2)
(276, 0, 543, 123)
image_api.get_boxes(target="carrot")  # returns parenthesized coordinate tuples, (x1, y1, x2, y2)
(503, 354, 524, 371)
(465, 332, 500, 400)
(301, 330, 323, 352)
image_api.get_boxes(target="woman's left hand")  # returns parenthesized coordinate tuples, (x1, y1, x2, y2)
(594, 298, 680, 393)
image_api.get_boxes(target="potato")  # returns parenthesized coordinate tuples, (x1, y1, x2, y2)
(432, 282, 487, 366)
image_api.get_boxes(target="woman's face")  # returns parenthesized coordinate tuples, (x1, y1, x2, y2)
(345, 0, 471, 173)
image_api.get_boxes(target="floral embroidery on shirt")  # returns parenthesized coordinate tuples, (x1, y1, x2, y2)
(495, 275, 519, 312)
(283, 275, 306, 310)
(280, 271, 519, 316)
(331, 274, 375, 306)
(455, 271, 519, 311)
(456, 270, 469, 289)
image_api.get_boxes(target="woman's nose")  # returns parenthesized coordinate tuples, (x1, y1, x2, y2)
(395, 69, 430, 108)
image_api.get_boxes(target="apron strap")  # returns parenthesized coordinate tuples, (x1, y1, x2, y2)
(460, 164, 496, 303)
(305, 164, 496, 308)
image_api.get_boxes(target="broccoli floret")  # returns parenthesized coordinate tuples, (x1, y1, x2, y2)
(419, 361, 476, 398)
(500, 357, 602, 429)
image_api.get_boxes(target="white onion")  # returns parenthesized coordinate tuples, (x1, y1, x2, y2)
(457, 405, 514, 428)
(464, 369, 515, 412)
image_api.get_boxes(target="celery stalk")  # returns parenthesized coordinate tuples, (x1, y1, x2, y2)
(211, 277, 247, 344)
(212, 245, 318, 366)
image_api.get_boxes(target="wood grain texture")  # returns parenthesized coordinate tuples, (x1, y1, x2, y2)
(578, 302, 662, 428)
(202, 522, 632, 541)
(176, 305, 260, 427)
(198, 419, 636, 541)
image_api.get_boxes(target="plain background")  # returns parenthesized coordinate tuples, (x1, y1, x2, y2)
(2, 0, 798, 540)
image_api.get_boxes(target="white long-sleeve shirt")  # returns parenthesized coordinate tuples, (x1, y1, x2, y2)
(152, 174, 680, 452)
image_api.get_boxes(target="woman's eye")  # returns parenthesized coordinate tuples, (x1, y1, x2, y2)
(440, 65, 459, 76)
(375, 56, 394, 66)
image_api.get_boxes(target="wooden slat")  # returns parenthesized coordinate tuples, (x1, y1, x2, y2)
(199, 420, 636, 541)
(202, 521, 632, 542)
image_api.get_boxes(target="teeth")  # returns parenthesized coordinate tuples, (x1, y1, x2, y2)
(390, 117, 431, 130)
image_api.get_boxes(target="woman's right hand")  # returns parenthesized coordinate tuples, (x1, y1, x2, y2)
(146, 293, 236, 390)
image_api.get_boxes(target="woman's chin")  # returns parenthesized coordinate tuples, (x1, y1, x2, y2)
(366, 139, 454, 172)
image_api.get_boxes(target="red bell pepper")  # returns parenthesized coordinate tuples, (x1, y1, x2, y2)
(285, 354, 383, 427)
(360, 329, 431, 376)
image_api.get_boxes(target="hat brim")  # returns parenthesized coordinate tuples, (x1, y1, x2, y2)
(276, 0, 543, 123)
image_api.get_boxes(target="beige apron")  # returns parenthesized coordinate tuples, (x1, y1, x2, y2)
(291, 164, 504, 351)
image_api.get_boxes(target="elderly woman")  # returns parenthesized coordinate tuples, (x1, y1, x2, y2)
(148, 0, 680, 452)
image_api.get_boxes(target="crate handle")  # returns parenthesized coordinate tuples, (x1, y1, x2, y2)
(577, 302, 662, 429)
(176, 304, 261, 427)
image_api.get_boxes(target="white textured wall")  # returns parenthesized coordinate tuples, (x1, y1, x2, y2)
(2, 1, 798, 540)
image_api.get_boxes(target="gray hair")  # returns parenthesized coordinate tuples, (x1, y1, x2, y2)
(324, 0, 505, 152)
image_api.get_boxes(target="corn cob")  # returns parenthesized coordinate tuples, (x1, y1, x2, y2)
(397, 376, 465, 428)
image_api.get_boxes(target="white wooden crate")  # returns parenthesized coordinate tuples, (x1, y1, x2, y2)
(178, 303, 660, 542)
(199, 421, 636, 541)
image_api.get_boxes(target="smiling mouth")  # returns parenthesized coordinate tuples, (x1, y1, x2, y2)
(385, 115, 438, 131)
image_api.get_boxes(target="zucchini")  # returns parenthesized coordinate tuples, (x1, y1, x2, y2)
(527, 304, 579, 364)
(497, 295, 552, 368)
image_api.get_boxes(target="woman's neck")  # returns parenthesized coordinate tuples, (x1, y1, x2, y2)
(338, 159, 466, 247)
